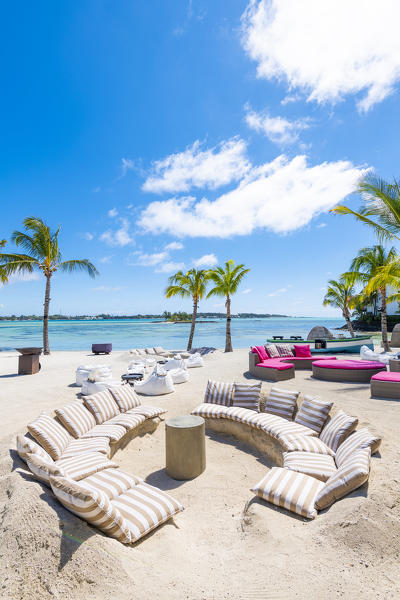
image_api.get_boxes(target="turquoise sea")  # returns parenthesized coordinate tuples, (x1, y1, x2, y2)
(0, 317, 347, 351)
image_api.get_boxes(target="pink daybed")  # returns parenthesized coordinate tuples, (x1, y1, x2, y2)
(248, 350, 335, 382)
(312, 359, 387, 383)
(370, 371, 400, 399)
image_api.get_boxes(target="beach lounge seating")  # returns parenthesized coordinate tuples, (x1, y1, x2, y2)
(75, 364, 112, 387)
(81, 379, 123, 396)
(17, 387, 184, 543)
(360, 344, 395, 364)
(249, 345, 335, 381)
(312, 359, 387, 383)
(191, 383, 381, 519)
(92, 343, 112, 355)
(134, 365, 175, 395)
(370, 371, 400, 398)
(185, 352, 204, 368)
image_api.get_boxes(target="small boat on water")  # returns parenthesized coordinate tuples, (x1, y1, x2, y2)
(266, 335, 374, 354)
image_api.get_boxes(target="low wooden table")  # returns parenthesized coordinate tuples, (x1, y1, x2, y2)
(165, 415, 206, 480)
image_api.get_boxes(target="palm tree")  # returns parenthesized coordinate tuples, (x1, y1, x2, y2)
(347, 245, 399, 351)
(331, 175, 400, 242)
(165, 268, 209, 351)
(0, 217, 98, 354)
(0, 239, 7, 283)
(323, 277, 356, 337)
(207, 260, 250, 352)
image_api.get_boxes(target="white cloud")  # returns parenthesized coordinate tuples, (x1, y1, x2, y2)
(164, 241, 184, 251)
(99, 256, 112, 264)
(193, 253, 218, 268)
(100, 218, 134, 246)
(317, 222, 327, 228)
(83, 232, 94, 241)
(242, 0, 400, 112)
(120, 158, 135, 178)
(242, 288, 252, 294)
(245, 106, 310, 144)
(130, 251, 169, 267)
(155, 261, 185, 274)
(108, 208, 118, 218)
(92, 286, 122, 293)
(138, 155, 364, 238)
(142, 138, 250, 194)
(268, 287, 287, 297)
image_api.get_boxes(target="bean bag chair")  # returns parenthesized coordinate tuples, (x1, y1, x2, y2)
(360, 345, 393, 364)
(134, 365, 174, 396)
(185, 353, 204, 368)
(169, 368, 190, 384)
(81, 379, 123, 396)
(164, 356, 185, 371)
(127, 363, 145, 376)
(75, 365, 112, 387)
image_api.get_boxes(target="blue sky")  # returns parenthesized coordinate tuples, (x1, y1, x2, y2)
(1, 0, 399, 317)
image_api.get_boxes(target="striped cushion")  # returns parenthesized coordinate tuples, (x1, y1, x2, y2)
(83, 390, 121, 424)
(275, 344, 294, 357)
(55, 402, 96, 439)
(107, 413, 146, 430)
(279, 434, 335, 456)
(56, 452, 118, 481)
(81, 424, 126, 442)
(265, 387, 299, 420)
(315, 448, 371, 510)
(16, 434, 53, 463)
(283, 451, 337, 482)
(258, 415, 318, 440)
(61, 437, 110, 458)
(80, 469, 143, 499)
(252, 467, 324, 519)
(264, 344, 280, 358)
(28, 414, 72, 460)
(232, 382, 261, 411)
(319, 410, 358, 452)
(50, 475, 131, 543)
(294, 396, 333, 434)
(204, 380, 234, 407)
(191, 403, 229, 419)
(335, 428, 381, 467)
(109, 386, 141, 412)
(26, 453, 64, 484)
(111, 481, 184, 543)
(224, 406, 262, 428)
(127, 406, 167, 419)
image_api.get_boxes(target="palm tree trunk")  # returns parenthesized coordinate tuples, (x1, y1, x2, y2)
(380, 288, 390, 352)
(43, 275, 51, 355)
(187, 298, 198, 351)
(225, 295, 232, 352)
(343, 309, 355, 337)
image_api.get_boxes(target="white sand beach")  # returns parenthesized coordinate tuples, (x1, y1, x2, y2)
(1, 349, 399, 600)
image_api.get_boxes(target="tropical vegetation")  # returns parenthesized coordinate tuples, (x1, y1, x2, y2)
(323, 277, 356, 337)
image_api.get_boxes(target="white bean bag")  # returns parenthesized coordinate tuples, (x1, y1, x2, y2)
(75, 365, 112, 387)
(185, 353, 204, 368)
(169, 368, 190, 384)
(360, 345, 394, 364)
(164, 356, 185, 371)
(127, 364, 145, 376)
(134, 366, 174, 396)
(81, 379, 123, 396)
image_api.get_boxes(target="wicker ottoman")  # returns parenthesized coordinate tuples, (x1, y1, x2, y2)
(312, 359, 387, 383)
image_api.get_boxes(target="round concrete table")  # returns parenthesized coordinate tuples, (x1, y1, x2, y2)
(165, 415, 206, 480)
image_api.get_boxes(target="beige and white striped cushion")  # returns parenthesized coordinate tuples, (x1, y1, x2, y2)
(258, 415, 318, 440)
(26, 453, 64, 484)
(61, 436, 110, 458)
(315, 448, 371, 510)
(191, 403, 229, 419)
(279, 434, 335, 456)
(28, 414, 72, 460)
(55, 402, 96, 439)
(264, 344, 280, 358)
(81, 424, 126, 442)
(252, 467, 324, 519)
(232, 382, 261, 411)
(283, 451, 337, 482)
(80, 469, 143, 500)
(265, 387, 299, 420)
(56, 452, 118, 481)
(84, 390, 121, 424)
(224, 406, 261, 428)
(275, 344, 294, 357)
(319, 410, 358, 452)
(111, 481, 184, 542)
(294, 396, 333, 434)
(204, 380, 234, 407)
(109, 386, 142, 412)
(335, 428, 381, 467)
(16, 434, 53, 463)
(50, 475, 131, 543)
(107, 413, 146, 431)
(127, 406, 167, 419)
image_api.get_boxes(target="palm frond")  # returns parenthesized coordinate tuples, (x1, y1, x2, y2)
(59, 259, 99, 278)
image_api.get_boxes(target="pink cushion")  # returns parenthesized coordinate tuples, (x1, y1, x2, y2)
(252, 345, 269, 362)
(256, 359, 293, 371)
(371, 371, 400, 382)
(314, 359, 386, 370)
(293, 344, 312, 358)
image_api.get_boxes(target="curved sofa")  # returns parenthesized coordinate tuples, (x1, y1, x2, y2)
(249, 350, 335, 381)
(312, 359, 387, 383)
(16, 386, 184, 544)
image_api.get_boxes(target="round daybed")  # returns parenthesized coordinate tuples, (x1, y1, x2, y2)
(370, 371, 400, 399)
(312, 359, 387, 383)
(249, 350, 336, 382)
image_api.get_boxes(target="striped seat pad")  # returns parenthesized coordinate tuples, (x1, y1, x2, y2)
(232, 382, 261, 411)
(56, 452, 118, 481)
(109, 386, 142, 412)
(265, 387, 299, 420)
(335, 428, 381, 467)
(294, 396, 333, 434)
(50, 475, 132, 543)
(223, 406, 261, 427)
(204, 380, 233, 407)
(26, 453, 64, 484)
(257, 415, 318, 440)
(16, 434, 53, 463)
(28, 414, 72, 460)
(127, 406, 167, 419)
(319, 410, 358, 452)
(107, 413, 146, 430)
(279, 434, 335, 456)
(315, 448, 371, 510)
(111, 482, 184, 543)
(80, 469, 143, 500)
(252, 467, 324, 519)
(283, 451, 337, 482)
(61, 437, 110, 458)
(191, 403, 229, 419)
(81, 424, 126, 442)
(84, 390, 121, 424)
(55, 402, 96, 439)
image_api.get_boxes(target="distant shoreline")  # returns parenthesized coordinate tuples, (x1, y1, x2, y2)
(0, 313, 292, 322)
